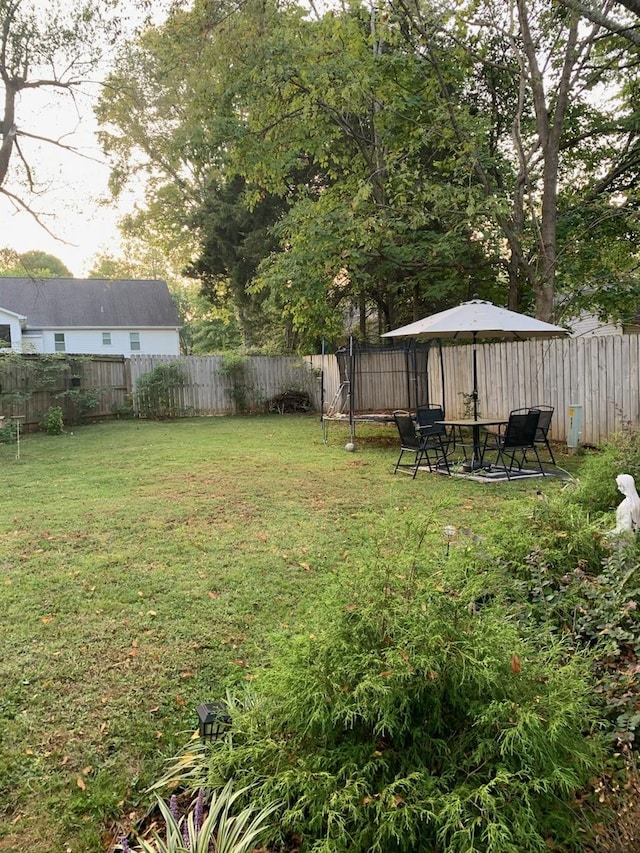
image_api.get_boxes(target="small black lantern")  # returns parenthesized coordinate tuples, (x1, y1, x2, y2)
(196, 701, 232, 741)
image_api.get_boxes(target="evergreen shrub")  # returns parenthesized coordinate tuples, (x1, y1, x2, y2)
(477, 494, 606, 587)
(201, 546, 602, 853)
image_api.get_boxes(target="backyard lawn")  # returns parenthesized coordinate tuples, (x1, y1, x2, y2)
(0, 415, 582, 852)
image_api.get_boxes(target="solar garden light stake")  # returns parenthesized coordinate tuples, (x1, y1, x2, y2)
(196, 701, 232, 741)
(443, 525, 457, 557)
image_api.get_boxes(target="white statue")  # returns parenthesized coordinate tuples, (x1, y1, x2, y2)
(609, 474, 640, 536)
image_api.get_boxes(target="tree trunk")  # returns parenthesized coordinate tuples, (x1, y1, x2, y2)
(517, 0, 582, 322)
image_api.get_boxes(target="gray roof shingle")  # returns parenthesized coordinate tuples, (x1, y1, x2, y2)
(0, 278, 180, 328)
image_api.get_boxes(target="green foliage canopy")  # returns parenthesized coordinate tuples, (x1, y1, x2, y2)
(96, 0, 640, 347)
(96, 0, 502, 350)
(0, 247, 72, 277)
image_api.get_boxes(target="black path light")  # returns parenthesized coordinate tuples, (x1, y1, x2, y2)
(196, 701, 232, 741)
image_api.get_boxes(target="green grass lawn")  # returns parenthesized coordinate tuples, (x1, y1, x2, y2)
(0, 415, 582, 852)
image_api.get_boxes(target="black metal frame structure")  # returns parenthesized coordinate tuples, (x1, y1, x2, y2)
(321, 337, 446, 444)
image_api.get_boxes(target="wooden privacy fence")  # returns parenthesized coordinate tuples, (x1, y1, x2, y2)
(129, 354, 323, 416)
(312, 334, 640, 447)
(0, 354, 323, 429)
(0, 355, 131, 430)
(0, 335, 637, 445)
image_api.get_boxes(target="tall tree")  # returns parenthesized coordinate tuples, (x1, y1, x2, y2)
(96, 1, 259, 338)
(0, 246, 71, 275)
(556, 0, 640, 46)
(184, 176, 289, 348)
(97, 0, 501, 349)
(19, 250, 72, 276)
(97, 0, 639, 341)
(232, 1, 499, 340)
(391, 0, 640, 321)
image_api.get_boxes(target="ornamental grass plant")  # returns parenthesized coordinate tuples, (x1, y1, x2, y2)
(127, 781, 278, 853)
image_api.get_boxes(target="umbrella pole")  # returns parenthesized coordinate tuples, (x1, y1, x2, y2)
(472, 333, 478, 421)
(471, 334, 481, 470)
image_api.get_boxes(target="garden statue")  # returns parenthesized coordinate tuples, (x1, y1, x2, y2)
(609, 474, 640, 536)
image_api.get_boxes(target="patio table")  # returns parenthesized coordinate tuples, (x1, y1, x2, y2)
(437, 417, 508, 473)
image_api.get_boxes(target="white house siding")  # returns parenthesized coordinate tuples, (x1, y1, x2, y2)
(566, 311, 621, 338)
(0, 308, 25, 352)
(21, 333, 43, 352)
(37, 328, 180, 356)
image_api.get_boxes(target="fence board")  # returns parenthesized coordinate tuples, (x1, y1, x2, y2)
(630, 335, 640, 427)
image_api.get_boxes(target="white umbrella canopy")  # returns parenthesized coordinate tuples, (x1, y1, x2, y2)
(381, 298, 568, 341)
(382, 298, 568, 422)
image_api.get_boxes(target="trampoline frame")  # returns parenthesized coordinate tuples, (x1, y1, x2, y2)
(320, 336, 446, 444)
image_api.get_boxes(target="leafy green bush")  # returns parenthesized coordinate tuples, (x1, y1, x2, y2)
(40, 405, 64, 435)
(554, 545, 640, 748)
(478, 494, 607, 586)
(197, 549, 601, 853)
(112, 395, 135, 419)
(455, 492, 640, 751)
(0, 419, 17, 444)
(569, 421, 640, 515)
(58, 386, 103, 425)
(134, 362, 186, 419)
(218, 353, 256, 414)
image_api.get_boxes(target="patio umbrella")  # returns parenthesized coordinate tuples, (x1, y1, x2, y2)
(382, 298, 567, 420)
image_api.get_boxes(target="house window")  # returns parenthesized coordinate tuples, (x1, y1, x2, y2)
(54, 333, 66, 353)
(0, 325, 11, 348)
(129, 332, 141, 352)
(102, 332, 112, 346)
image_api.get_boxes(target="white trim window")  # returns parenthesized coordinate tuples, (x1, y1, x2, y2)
(102, 332, 112, 346)
(54, 333, 66, 352)
(129, 331, 141, 352)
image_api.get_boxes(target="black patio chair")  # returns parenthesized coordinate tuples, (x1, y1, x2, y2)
(415, 405, 451, 474)
(480, 409, 544, 479)
(508, 406, 556, 467)
(392, 412, 426, 478)
(529, 405, 556, 465)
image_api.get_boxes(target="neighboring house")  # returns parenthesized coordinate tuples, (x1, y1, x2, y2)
(564, 310, 640, 338)
(0, 278, 181, 355)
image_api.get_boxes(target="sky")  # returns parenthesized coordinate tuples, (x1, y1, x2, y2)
(2, 88, 130, 277)
(0, 0, 172, 277)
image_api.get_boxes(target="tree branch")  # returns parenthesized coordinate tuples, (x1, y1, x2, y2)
(17, 130, 105, 165)
(555, 0, 640, 46)
(0, 186, 74, 243)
